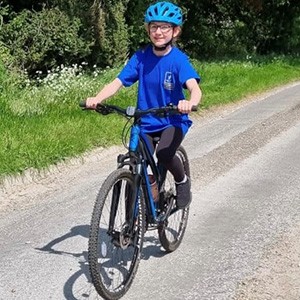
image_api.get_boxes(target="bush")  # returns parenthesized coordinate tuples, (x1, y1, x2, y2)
(0, 7, 92, 75)
(90, 0, 130, 67)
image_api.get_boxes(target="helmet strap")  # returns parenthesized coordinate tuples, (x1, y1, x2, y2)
(153, 39, 173, 51)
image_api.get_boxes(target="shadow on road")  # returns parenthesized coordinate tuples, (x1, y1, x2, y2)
(36, 224, 167, 299)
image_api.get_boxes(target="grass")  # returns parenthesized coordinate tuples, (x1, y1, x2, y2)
(196, 56, 300, 108)
(1, 56, 300, 180)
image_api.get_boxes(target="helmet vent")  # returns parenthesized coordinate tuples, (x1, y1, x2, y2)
(162, 8, 169, 16)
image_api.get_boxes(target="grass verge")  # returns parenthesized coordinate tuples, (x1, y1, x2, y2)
(1, 56, 300, 180)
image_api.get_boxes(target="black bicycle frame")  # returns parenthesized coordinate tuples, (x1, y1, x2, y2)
(115, 123, 167, 230)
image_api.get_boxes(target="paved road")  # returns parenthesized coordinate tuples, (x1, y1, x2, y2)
(1, 83, 300, 300)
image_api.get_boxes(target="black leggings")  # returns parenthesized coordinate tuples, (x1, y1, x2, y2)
(145, 126, 185, 183)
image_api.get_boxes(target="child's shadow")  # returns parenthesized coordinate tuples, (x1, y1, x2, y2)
(36, 225, 167, 299)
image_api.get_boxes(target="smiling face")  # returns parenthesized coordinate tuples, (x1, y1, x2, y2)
(147, 22, 181, 50)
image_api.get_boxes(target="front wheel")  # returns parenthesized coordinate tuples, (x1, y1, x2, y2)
(158, 146, 190, 252)
(88, 168, 145, 300)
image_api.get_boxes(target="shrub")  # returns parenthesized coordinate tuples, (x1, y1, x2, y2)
(90, 0, 130, 67)
(0, 7, 92, 75)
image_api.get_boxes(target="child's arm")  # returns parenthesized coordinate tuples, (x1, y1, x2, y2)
(86, 78, 123, 108)
(178, 78, 202, 113)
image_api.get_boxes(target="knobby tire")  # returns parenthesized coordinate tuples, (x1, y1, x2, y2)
(88, 168, 145, 300)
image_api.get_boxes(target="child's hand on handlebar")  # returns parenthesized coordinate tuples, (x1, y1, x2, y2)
(86, 97, 101, 109)
(177, 100, 194, 114)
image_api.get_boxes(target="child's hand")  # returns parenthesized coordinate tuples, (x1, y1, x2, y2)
(86, 97, 101, 109)
(178, 100, 193, 114)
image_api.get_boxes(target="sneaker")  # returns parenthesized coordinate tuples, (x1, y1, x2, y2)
(176, 177, 191, 209)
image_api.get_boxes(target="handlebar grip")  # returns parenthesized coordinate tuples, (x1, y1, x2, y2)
(191, 105, 198, 112)
(79, 101, 86, 108)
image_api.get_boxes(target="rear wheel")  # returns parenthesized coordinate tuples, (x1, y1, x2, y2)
(158, 146, 190, 252)
(88, 168, 145, 300)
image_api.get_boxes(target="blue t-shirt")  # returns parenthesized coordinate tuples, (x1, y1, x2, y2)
(118, 46, 200, 134)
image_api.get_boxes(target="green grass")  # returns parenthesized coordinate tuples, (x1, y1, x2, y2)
(1, 56, 300, 180)
(196, 56, 300, 108)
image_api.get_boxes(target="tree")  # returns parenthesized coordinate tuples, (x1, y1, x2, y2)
(0, 7, 91, 74)
(1, 0, 299, 75)
(90, 0, 130, 67)
(243, 0, 300, 54)
(179, 0, 300, 58)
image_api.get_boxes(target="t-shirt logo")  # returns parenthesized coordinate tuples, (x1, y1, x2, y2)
(164, 72, 174, 90)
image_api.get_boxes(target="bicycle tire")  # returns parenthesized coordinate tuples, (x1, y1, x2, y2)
(158, 146, 190, 252)
(88, 168, 145, 300)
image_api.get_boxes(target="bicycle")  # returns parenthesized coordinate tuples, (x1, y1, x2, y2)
(80, 102, 196, 300)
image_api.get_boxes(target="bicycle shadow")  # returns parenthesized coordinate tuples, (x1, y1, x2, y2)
(36, 224, 167, 300)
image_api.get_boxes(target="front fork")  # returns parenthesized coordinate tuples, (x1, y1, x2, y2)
(109, 152, 142, 244)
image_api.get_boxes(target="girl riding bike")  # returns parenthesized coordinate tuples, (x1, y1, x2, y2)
(86, 1, 202, 209)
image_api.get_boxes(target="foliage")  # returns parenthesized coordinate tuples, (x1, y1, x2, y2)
(125, 0, 152, 54)
(179, 0, 300, 59)
(177, 1, 241, 58)
(90, 0, 130, 67)
(0, 7, 91, 75)
(0, 0, 300, 75)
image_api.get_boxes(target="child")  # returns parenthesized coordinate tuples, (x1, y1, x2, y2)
(86, 1, 202, 208)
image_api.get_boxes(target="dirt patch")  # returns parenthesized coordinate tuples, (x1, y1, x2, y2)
(0, 145, 122, 214)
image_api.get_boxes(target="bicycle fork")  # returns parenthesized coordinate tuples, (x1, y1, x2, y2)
(108, 168, 143, 249)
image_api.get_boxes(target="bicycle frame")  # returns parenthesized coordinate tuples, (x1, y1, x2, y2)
(79, 102, 196, 233)
(117, 122, 166, 227)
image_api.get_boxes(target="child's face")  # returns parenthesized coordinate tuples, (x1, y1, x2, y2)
(147, 22, 180, 48)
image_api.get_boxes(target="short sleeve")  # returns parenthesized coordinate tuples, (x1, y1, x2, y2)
(178, 54, 200, 89)
(117, 53, 140, 87)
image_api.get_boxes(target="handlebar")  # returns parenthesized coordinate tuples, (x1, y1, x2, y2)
(79, 101, 197, 118)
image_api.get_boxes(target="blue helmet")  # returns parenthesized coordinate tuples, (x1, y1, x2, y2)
(144, 2, 183, 26)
